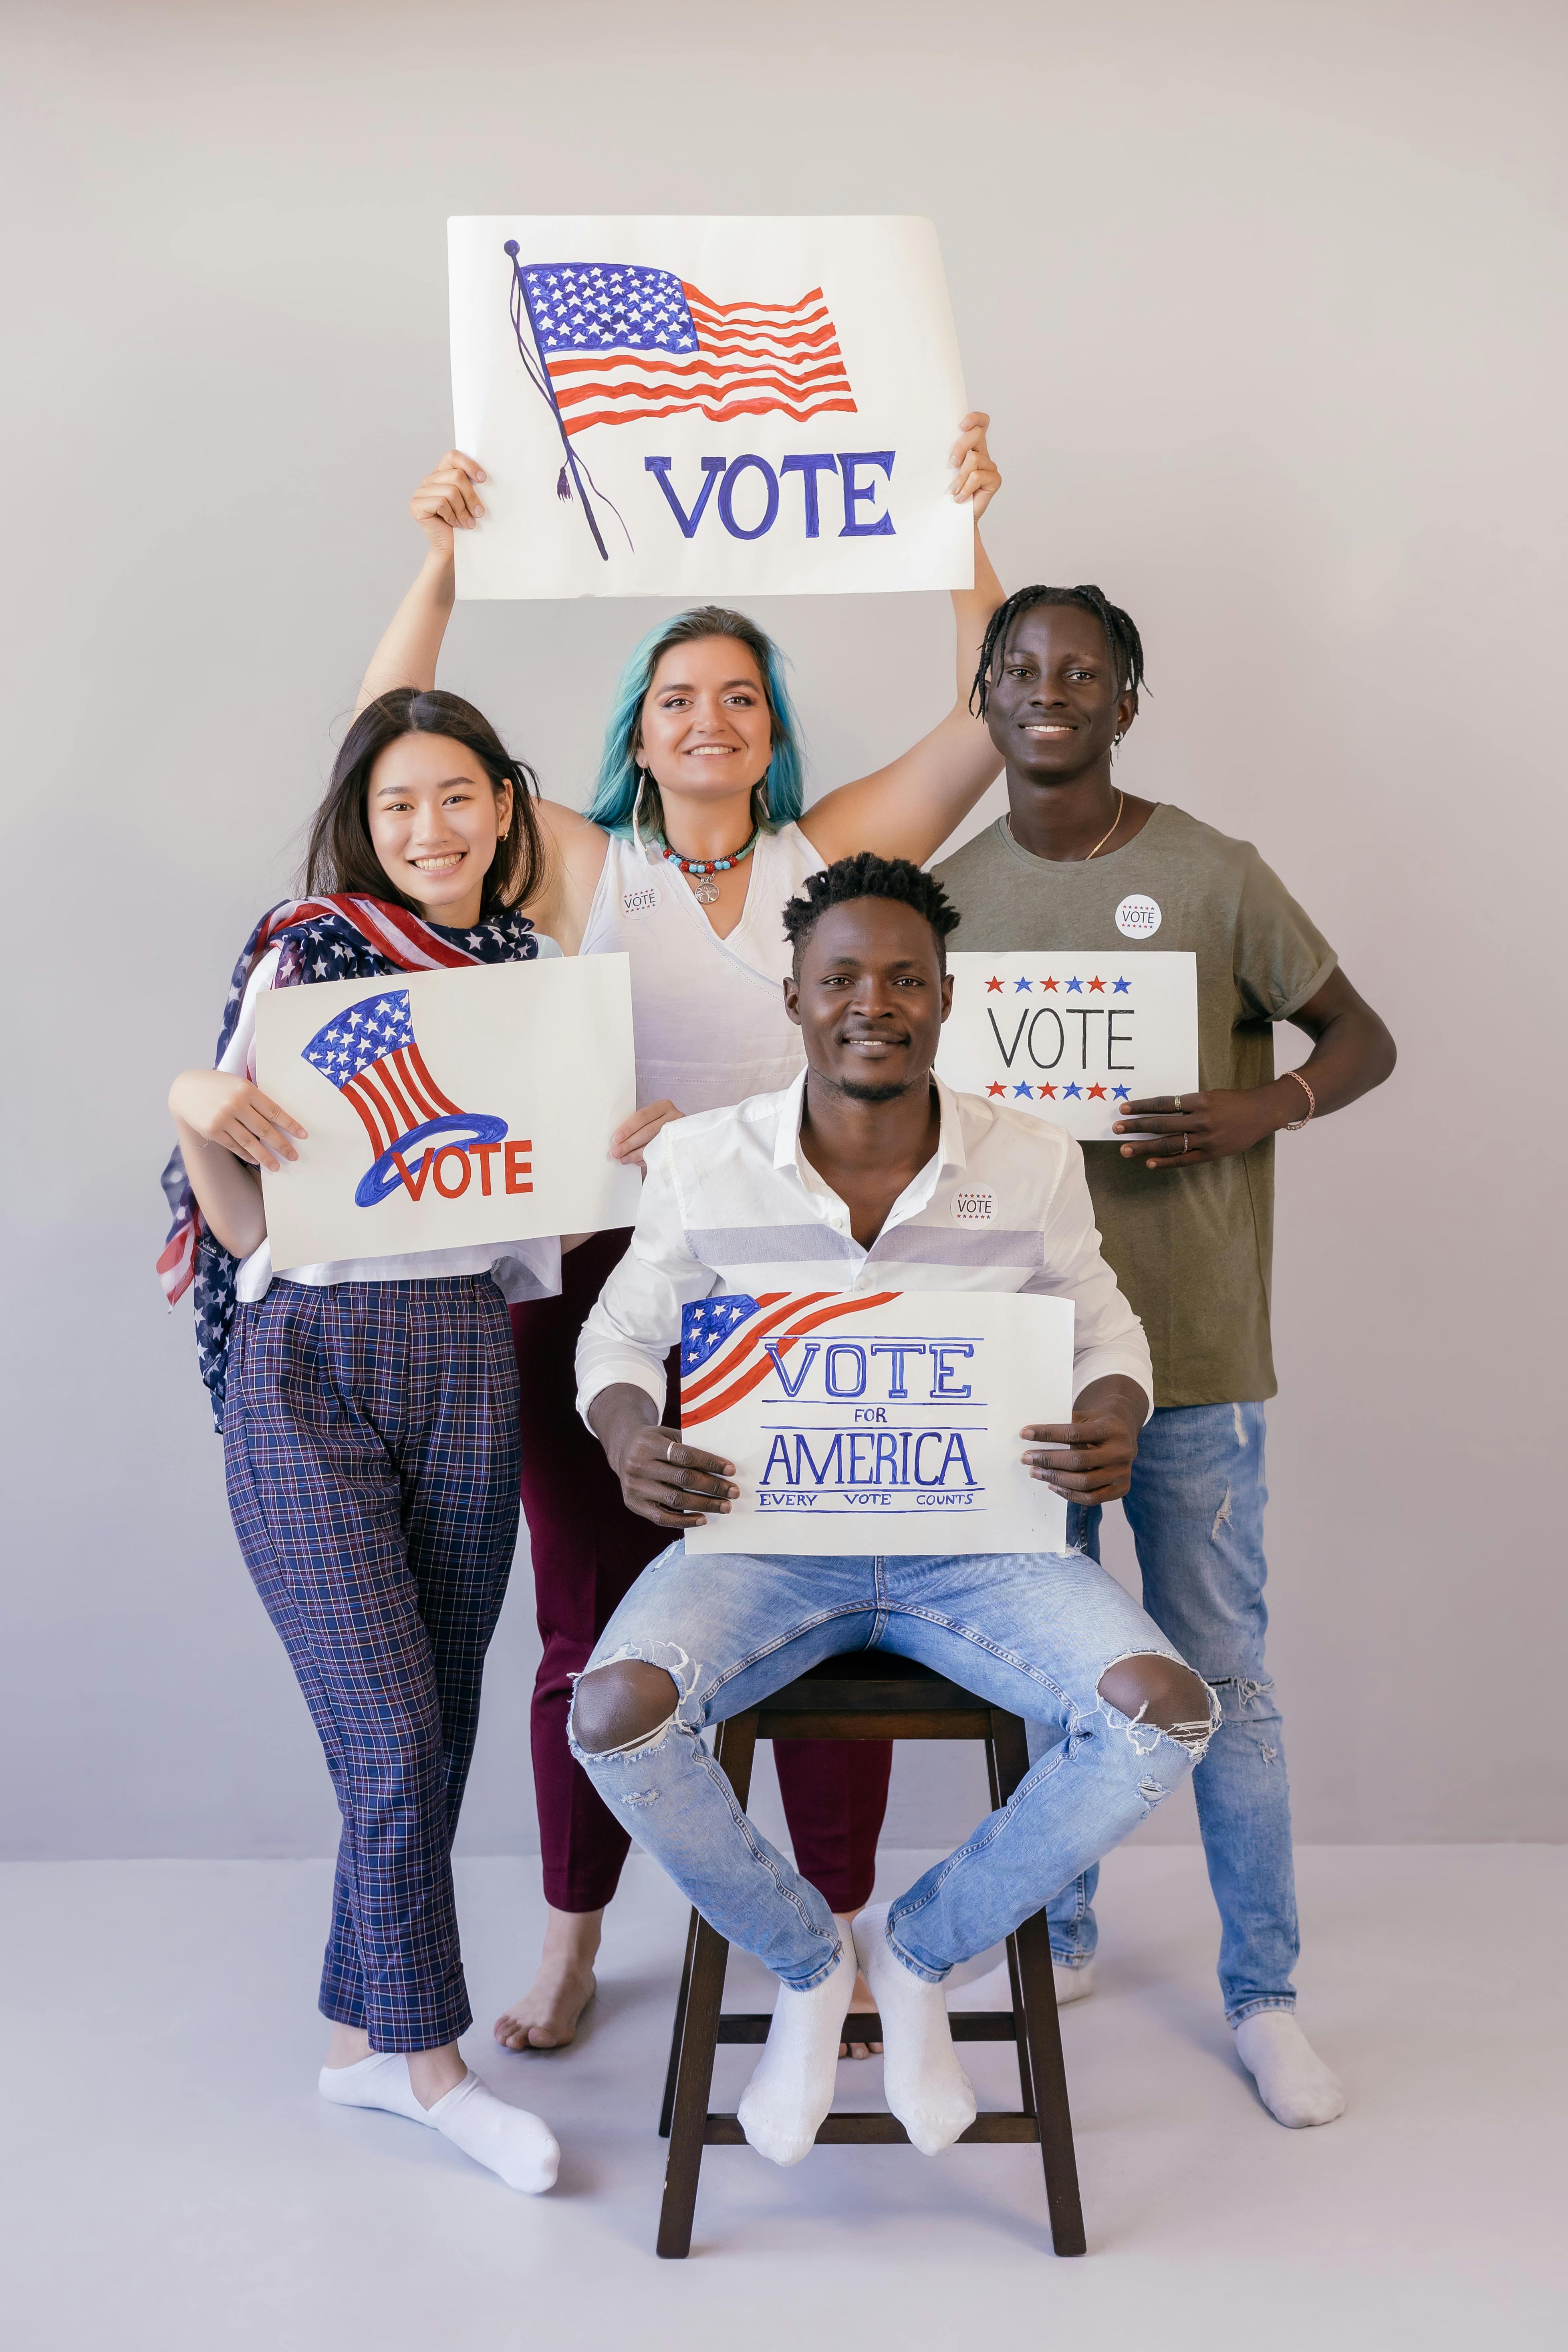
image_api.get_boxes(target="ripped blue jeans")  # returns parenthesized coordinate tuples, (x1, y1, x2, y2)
(1048, 1402, 1297, 2024)
(569, 1546, 1215, 1990)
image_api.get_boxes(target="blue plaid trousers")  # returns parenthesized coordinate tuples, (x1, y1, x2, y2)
(224, 1276, 521, 2051)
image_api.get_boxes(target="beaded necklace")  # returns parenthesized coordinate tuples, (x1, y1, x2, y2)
(658, 827, 760, 906)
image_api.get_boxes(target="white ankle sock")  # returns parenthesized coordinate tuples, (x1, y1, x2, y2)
(852, 1903, 976, 2157)
(318, 2052, 433, 2127)
(424, 2070, 560, 2192)
(1054, 1959, 1096, 2006)
(1233, 2012, 1346, 2128)
(736, 1942, 856, 2166)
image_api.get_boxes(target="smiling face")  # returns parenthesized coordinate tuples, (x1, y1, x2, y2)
(365, 732, 512, 932)
(784, 895, 953, 1103)
(634, 635, 774, 816)
(984, 603, 1137, 786)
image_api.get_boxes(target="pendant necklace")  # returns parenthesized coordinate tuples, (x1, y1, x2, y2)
(660, 827, 760, 907)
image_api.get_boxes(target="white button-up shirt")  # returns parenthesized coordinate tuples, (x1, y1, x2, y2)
(576, 1073, 1153, 1425)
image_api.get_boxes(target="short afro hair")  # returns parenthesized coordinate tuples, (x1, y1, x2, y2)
(781, 852, 961, 972)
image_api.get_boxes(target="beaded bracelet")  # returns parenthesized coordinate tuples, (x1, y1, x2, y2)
(1282, 1070, 1316, 1131)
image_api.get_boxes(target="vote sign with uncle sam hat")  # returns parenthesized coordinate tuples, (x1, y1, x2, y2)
(298, 986, 512, 1208)
(254, 957, 641, 1270)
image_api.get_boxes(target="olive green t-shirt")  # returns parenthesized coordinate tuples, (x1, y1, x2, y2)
(934, 805, 1336, 1407)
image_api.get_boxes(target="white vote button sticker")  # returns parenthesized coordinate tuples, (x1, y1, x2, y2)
(1115, 893, 1161, 939)
(621, 881, 662, 919)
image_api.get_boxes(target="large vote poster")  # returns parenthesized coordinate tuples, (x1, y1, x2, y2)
(936, 953, 1199, 1143)
(448, 215, 972, 600)
(254, 958, 641, 1272)
(679, 1290, 1074, 1558)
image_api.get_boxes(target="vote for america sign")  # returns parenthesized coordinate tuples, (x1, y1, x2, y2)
(447, 216, 971, 599)
(679, 1290, 1074, 1558)
(936, 953, 1199, 1143)
(252, 958, 641, 1272)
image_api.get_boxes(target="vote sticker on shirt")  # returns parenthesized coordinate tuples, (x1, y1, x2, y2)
(1115, 893, 1161, 939)
(621, 881, 662, 919)
(952, 1189, 996, 1223)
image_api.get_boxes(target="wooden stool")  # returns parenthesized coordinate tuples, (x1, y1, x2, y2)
(655, 1652, 1087, 2258)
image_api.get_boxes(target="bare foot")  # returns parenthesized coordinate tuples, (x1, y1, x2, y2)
(834, 1917, 883, 2058)
(494, 1905, 603, 2052)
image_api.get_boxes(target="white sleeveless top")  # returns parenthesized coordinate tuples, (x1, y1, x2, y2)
(580, 819, 824, 1114)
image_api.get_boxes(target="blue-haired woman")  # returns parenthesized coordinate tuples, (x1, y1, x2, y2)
(355, 420, 1005, 2055)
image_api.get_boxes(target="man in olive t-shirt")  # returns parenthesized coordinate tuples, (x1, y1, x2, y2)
(935, 583, 1395, 2130)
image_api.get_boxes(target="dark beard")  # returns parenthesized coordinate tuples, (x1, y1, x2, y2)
(836, 1076, 915, 1103)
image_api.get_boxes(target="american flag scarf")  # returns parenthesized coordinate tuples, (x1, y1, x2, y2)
(158, 893, 544, 1431)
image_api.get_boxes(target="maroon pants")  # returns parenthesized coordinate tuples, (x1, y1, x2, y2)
(513, 1228, 893, 1915)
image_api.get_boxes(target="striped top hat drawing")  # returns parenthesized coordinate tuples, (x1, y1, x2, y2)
(301, 988, 508, 1207)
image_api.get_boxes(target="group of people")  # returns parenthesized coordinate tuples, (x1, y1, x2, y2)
(161, 416, 1396, 2200)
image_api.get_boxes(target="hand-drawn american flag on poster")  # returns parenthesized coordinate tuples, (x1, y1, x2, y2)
(508, 253, 857, 435)
(680, 1289, 899, 1431)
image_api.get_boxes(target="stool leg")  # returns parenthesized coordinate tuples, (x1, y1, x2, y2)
(992, 1708, 1087, 2257)
(1014, 1904, 1087, 2255)
(658, 1914, 730, 2258)
(984, 1728, 1039, 2122)
(656, 1712, 759, 2259)
(659, 1908, 700, 2140)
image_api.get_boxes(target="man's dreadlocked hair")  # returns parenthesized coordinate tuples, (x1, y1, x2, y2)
(781, 853, 961, 973)
(969, 584, 1147, 718)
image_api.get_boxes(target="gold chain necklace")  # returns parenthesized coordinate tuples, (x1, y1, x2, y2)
(1007, 792, 1124, 863)
(1082, 791, 1124, 861)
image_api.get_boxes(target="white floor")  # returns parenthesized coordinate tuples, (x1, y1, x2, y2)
(4, 1846, 1563, 2349)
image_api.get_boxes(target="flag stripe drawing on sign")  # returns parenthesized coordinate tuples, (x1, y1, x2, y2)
(680, 1291, 901, 1429)
(253, 957, 640, 1276)
(450, 216, 972, 601)
(300, 987, 508, 1209)
(348, 1046, 455, 1151)
(680, 1288, 1075, 1557)
(513, 257, 857, 436)
(155, 896, 546, 1323)
(504, 248, 859, 565)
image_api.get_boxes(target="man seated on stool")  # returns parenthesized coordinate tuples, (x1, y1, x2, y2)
(569, 854, 1216, 2166)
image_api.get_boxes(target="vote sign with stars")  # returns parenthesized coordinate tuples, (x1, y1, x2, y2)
(935, 953, 1199, 1142)
(252, 956, 641, 1272)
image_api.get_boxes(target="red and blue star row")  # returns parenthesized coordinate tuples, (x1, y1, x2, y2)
(982, 973, 1134, 1103)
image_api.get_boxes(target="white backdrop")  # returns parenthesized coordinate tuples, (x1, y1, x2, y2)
(2, 0, 1564, 1861)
